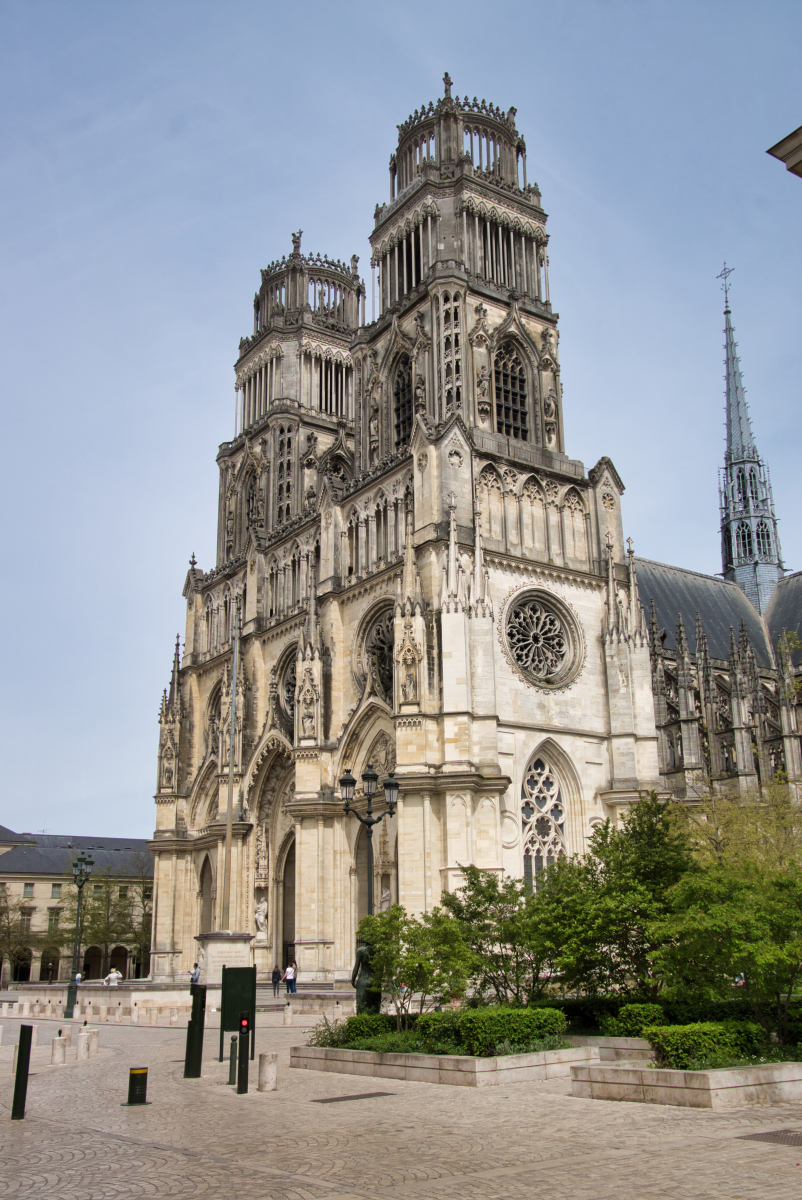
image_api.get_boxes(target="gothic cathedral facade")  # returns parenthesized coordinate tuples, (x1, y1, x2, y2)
(149, 78, 801, 983)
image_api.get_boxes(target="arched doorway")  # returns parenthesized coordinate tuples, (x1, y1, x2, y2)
(199, 856, 213, 934)
(110, 946, 129, 978)
(13, 948, 32, 983)
(83, 946, 102, 979)
(282, 839, 295, 968)
(355, 824, 371, 924)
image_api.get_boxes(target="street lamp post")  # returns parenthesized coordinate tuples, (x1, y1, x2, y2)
(64, 853, 94, 1019)
(340, 766, 399, 915)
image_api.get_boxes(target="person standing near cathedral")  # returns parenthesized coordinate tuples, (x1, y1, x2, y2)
(271, 964, 281, 997)
(283, 961, 297, 994)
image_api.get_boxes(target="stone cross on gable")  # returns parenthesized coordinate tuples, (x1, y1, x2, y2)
(605, 531, 614, 554)
(626, 537, 634, 556)
(447, 491, 457, 510)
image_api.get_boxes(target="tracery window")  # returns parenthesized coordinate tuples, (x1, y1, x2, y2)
(434, 293, 462, 420)
(748, 468, 759, 503)
(363, 607, 395, 703)
(521, 756, 566, 889)
(756, 520, 772, 558)
(736, 521, 753, 560)
(393, 355, 413, 450)
(246, 475, 257, 529)
(494, 342, 528, 441)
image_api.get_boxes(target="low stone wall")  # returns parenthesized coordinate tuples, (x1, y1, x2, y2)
(570, 1062, 802, 1108)
(568, 1035, 655, 1063)
(291, 1044, 600, 1087)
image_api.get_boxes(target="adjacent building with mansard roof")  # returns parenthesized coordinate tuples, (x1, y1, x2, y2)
(148, 75, 801, 984)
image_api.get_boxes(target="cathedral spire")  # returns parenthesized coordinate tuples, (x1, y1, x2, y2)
(716, 266, 784, 614)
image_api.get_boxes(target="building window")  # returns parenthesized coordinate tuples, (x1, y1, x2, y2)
(144, 886, 153, 901)
(93, 883, 103, 898)
(51, 883, 62, 899)
(275, 426, 293, 525)
(22, 882, 34, 899)
(20, 909, 32, 934)
(118, 886, 129, 899)
(756, 520, 772, 558)
(48, 909, 60, 935)
(393, 355, 413, 449)
(494, 343, 528, 441)
(748, 468, 759, 503)
(736, 521, 753, 559)
(521, 755, 566, 887)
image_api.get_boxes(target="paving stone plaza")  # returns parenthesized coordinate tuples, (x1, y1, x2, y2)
(2, 1016, 802, 1198)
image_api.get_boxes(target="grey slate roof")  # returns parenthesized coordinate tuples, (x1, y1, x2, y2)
(766, 571, 802, 664)
(0, 825, 36, 845)
(635, 558, 773, 667)
(0, 832, 152, 877)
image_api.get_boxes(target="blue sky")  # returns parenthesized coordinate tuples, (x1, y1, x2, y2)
(0, 0, 799, 836)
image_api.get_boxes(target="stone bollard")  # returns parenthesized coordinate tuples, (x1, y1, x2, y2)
(114, 1006, 122, 1023)
(51, 1037, 67, 1066)
(131, 1006, 139, 1024)
(0, 1025, 3, 1045)
(20, 1002, 30, 1016)
(88, 1029, 99, 1057)
(169, 1007, 178, 1025)
(77, 1031, 91, 1061)
(12, 1043, 18, 1074)
(99, 1005, 108, 1023)
(258, 1053, 278, 1092)
(61, 1029, 72, 1047)
(283, 1003, 292, 1026)
(29, 1025, 39, 1049)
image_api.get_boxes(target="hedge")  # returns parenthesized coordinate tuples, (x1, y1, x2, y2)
(600, 1003, 664, 1038)
(643, 1021, 765, 1070)
(416, 1007, 567, 1057)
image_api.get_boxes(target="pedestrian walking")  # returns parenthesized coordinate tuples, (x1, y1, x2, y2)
(283, 961, 297, 994)
(271, 964, 281, 997)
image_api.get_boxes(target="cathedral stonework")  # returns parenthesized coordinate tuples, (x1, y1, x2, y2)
(149, 79, 801, 983)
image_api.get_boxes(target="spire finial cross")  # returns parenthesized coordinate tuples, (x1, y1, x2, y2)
(717, 262, 735, 308)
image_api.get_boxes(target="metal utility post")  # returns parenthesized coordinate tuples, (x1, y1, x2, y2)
(64, 853, 94, 1019)
(11, 1024, 33, 1120)
(221, 599, 241, 931)
(340, 766, 399, 915)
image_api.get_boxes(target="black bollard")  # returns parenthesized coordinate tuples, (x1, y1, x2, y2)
(183, 984, 207, 1079)
(228, 1035, 237, 1085)
(11, 1025, 33, 1120)
(236, 1012, 250, 1094)
(123, 1067, 150, 1106)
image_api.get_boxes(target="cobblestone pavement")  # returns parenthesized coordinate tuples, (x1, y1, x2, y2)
(3, 1016, 802, 1198)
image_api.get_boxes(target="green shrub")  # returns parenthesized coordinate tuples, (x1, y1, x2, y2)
(659, 998, 755, 1026)
(494, 1034, 572, 1056)
(347, 1031, 426, 1054)
(643, 1021, 765, 1070)
(416, 1011, 464, 1052)
(600, 1003, 664, 1038)
(457, 1007, 567, 1057)
(308, 1012, 394, 1048)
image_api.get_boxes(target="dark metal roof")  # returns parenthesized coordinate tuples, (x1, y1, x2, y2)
(0, 838, 153, 877)
(765, 571, 802, 665)
(0, 825, 36, 845)
(636, 558, 772, 667)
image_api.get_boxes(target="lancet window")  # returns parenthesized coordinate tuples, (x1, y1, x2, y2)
(275, 426, 293, 525)
(736, 521, 753, 560)
(434, 293, 462, 420)
(748, 468, 760, 503)
(393, 355, 413, 449)
(756, 520, 772, 558)
(494, 342, 528, 441)
(521, 755, 566, 890)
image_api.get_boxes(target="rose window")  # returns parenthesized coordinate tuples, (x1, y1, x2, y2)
(364, 608, 395, 702)
(521, 757, 566, 889)
(507, 599, 567, 680)
(502, 588, 582, 690)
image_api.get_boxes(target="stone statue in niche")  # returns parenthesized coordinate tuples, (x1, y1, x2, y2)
(254, 897, 268, 936)
(401, 647, 417, 703)
(369, 403, 380, 464)
(414, 374, 426, 413)
(380, 885, 391, 912)
(476, 365, 491, 421)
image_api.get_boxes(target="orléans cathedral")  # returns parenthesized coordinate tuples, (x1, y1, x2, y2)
(149, 76, 801, 983)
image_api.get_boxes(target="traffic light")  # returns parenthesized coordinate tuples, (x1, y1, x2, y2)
(237, 1011, 250, 1093)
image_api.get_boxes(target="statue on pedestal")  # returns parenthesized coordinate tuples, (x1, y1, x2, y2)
(351, 943, 381, 1014)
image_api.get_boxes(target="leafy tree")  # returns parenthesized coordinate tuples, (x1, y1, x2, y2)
(677, 777, 802, 874)
(535, 791, 694, 998)
(59, 867, 132, 977)
(122, 851, 154, 977)
(439, 866, 554, 1004)
(357, 905, 473, 1029)
(652, 864, 802, 1041)
(0, 886, 44, 980)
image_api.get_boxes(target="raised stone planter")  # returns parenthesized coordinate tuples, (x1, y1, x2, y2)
(571, 1061, 802, 1108)
(568, 1035, 655, 1063)
(291, 1043, 600, 1087)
